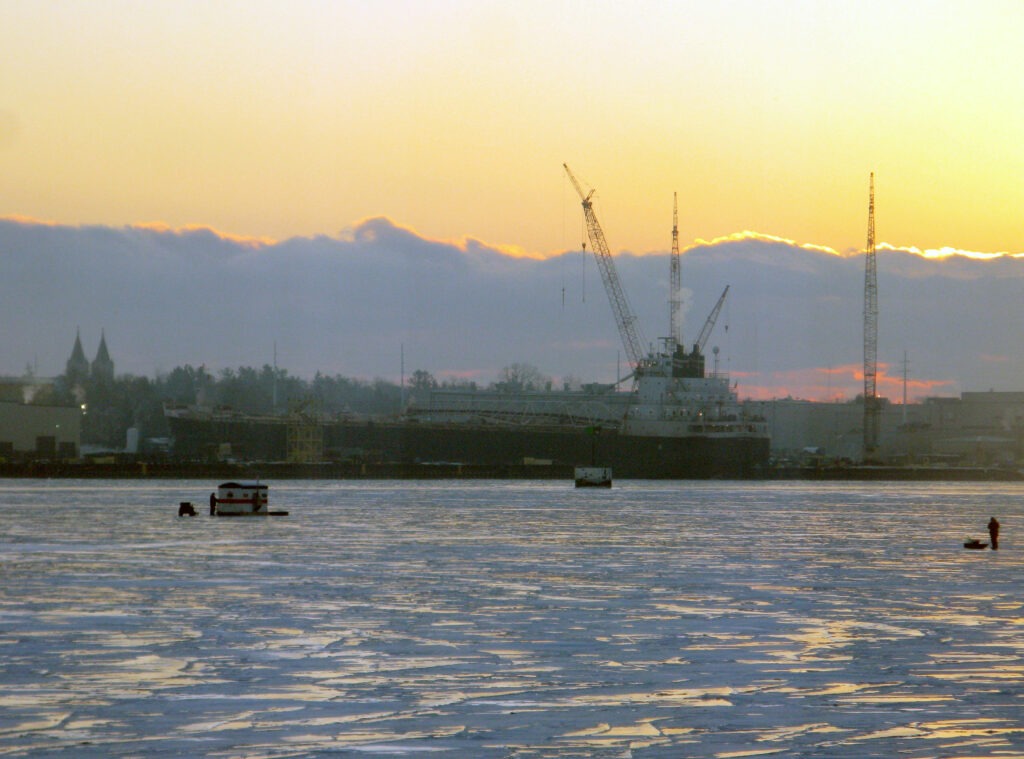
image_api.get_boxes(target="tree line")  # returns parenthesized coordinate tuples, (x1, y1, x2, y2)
(31, 361, 560, 449)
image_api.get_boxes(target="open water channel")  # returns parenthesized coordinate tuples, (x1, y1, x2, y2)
(2, 479, 1024, 757)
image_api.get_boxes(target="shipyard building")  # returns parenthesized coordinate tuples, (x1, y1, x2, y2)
(748, 392, 1024, 469)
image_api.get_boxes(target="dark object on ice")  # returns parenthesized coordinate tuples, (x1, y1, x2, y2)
(964, 539, 988, 550)
(178, 502, 197, 517)
(209, 492, 217, 516)
(988, 517, 1000, 550)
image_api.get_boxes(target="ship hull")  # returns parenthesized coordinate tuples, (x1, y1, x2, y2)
(165, 415, 770, 479)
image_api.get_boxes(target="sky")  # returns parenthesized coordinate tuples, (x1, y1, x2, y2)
(2, 1, 1024, 400)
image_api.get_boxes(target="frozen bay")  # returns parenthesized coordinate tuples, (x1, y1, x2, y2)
(2, 479, 1024, 757)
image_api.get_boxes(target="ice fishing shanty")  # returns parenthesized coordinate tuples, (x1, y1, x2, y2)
(211, 481, 288, 517)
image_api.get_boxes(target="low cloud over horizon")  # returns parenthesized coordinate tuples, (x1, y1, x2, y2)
(4, 216, 1023, 402)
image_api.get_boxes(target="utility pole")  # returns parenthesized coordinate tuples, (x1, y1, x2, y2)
(902, 350, 909, 424)
(863, 173, 880, 461)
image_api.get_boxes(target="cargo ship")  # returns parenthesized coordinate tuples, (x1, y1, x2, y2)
(163, 167, 770, 478)
(163, 339, 770, 479)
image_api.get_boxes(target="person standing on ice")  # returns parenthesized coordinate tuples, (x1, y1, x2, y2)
(988, 517, 1000, 550)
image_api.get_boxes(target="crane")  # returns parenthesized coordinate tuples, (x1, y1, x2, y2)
(863, 173, 879, 461)
(693, 285, 729, 354)
(563, 164, 648, 372)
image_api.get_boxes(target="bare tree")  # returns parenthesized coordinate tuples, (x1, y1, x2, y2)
(494, 363, 550, 393)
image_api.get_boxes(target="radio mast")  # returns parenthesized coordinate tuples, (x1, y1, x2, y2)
(670, 192, 682, 348)
(863, 173, 880, 461)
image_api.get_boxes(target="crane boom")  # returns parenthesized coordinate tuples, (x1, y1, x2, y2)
(563, 164, 647, 371)
(694, 285, 729, 353)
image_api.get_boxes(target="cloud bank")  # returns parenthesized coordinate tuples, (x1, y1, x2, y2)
(3, 216, 1022, 402)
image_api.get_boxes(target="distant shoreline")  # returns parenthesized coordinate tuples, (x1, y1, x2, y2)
(0, 461, 1021, 482)
(0, 461, 574, 481)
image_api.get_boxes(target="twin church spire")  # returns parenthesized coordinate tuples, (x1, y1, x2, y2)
(65, 329, 114, 383)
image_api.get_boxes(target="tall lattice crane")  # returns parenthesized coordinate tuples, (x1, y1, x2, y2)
(670, 192, 682, 347)
(863, 172, 880, 460)
(564, 164, 648, 372)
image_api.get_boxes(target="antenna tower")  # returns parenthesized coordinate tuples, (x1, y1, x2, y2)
(863, 173, 880, 460)
(669, 192, 682, 347)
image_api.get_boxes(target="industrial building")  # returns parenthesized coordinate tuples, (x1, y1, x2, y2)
(748, 392, 1024, 469)
(0, 330, 113, 462)
(0, 391, 80, 461)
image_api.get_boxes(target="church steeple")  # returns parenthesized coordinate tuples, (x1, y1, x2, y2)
(65, 328, 90, 384)
(91, 329, 114, 381)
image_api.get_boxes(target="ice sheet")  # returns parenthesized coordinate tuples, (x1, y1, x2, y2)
(2, 479, 1023, 757)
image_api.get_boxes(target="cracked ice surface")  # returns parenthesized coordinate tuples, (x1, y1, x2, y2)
(2, 479, 1024, 757)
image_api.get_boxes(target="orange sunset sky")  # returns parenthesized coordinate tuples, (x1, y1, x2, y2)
(2, 0, 1023, 258)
